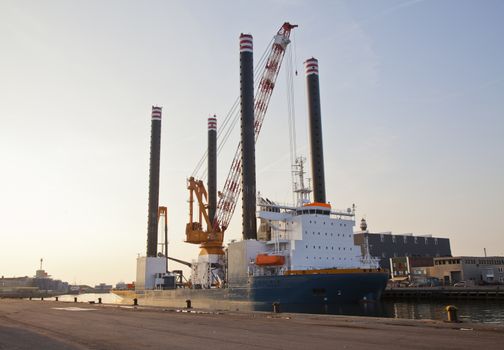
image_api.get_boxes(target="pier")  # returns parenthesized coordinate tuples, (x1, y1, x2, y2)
(1, 299, 503, 349)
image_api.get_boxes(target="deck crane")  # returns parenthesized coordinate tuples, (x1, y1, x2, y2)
(216, 22, 297, 232)
(185, 22, 297, 288)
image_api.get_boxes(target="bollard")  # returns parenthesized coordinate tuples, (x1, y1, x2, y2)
(41, 297, 44, 301)
(74, 297, 78, 303)
(55, 297, 58, 302)
(445, 305, 459, 322)
(98, 297, 102, 304)
(273, 302, 280, 313)
(186, 299, 192, 309)
(133, 298, 138, 306)
(29, 297, 32, 301)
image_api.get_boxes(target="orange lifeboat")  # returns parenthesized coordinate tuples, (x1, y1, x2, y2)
(255, 254, 285, 266)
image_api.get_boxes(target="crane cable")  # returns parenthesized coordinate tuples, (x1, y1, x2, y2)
(285, 44, 298, 205)
(191, 37, 274, 180)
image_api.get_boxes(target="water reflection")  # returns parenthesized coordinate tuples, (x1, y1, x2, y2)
(256, 300, 504, 324)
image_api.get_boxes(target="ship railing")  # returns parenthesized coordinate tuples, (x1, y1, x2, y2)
(258, 200, 355, 218)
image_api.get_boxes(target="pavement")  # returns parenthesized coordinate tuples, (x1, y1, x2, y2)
(0, 299, 503, 349)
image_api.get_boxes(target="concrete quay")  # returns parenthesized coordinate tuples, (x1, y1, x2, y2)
(0, 299, 503, 350)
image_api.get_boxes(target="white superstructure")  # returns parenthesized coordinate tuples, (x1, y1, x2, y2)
(256, 200, 378, 272)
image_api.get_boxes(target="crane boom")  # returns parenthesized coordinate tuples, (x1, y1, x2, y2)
(216, 22, 297, 231)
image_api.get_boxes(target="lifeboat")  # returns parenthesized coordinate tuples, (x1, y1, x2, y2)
(255, 254, 285, 266)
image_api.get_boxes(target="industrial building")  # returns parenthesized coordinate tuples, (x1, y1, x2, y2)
(0, 263, 69, 294)
(389, 256, 504, 285)
(354, 219, 452, 271)
(429, 256, 504, 285)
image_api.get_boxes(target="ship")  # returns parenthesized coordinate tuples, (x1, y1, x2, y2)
(121, 23, 388, 312)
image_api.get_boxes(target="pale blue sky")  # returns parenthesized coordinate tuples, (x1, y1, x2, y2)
(1, 0, 503, 285)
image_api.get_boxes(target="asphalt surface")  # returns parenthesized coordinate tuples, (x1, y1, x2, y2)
(0, 299, 503, 349)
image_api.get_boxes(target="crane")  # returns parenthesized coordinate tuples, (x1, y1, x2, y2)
(216, 22, 297, 232)
(184, 23, 297, 288)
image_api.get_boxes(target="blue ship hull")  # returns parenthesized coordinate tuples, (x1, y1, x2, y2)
(132, 272, 388, 313)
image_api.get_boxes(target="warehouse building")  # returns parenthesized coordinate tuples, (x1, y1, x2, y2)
(354, 219, 452, 271)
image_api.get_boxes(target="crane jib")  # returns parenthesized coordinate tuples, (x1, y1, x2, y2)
(216, 23, 297, 231)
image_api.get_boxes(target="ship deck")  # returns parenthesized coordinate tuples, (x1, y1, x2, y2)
(1, 299, 502, 349)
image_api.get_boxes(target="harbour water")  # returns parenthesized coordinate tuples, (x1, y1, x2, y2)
(51, 293, 504, 324)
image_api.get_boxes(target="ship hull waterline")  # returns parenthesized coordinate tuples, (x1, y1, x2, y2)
(115, 272, 388, 313)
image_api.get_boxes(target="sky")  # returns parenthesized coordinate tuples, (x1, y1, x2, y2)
(1, 0, 503, 286)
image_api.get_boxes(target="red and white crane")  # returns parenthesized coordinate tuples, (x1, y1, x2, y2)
(216, 22, 297, 232)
